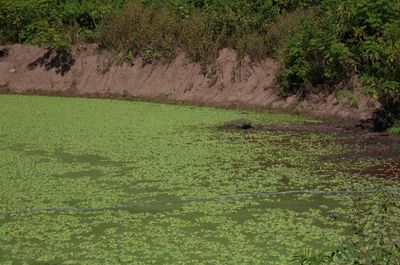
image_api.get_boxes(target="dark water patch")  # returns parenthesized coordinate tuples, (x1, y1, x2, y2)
(10, 145, 133, 170)
(7, 144, 52, 159)
(359, 160, 400, 180)
(281, 175, 290, 186)
(9, 143, 28, 152)
(319, 134, 400, 163)
(25, 149, 50, 156)
(54, 152, 120, 167)
(320, 147, 400, 164)
(218, 122, 365, 134)
(55, 170, 105, 179)
(10, 145, 124, 167)
(243, 195, 341, 217)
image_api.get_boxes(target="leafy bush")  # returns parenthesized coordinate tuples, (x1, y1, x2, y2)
(395, 145, 400, 153)
(100, 0, 312, 66)
(337, 90, 359, 108)
(372, 86, 400, 130)
(277, 11, 354, 96)
(19, 21, 71, 51)
(275, 0, 400, 128)
(389, 124, 400, 135)
(291, 193, 400, 264)
(0, 0, 123, 50)
(99, 1, 178, 64)
(265, 9, 309, 56)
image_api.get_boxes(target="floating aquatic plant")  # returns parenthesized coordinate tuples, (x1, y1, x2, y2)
(0, 95, 397, 264)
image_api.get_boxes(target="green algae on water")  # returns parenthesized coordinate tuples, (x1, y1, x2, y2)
(0, 95, 397, 264)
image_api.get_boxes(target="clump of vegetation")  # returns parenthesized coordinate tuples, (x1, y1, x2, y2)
(277, 0, 400, 129)
(291, 193, 400, 264)
(99, 1, 177, 65)
(0, 0, 124, 51)
(98, 0, 309, 66)
(0, 0, 319, 63)
(389, 124, 400, 135)
(395, 145, 400, 153)
(337, 90, 359, 108)
(0, 0, 399, 129)
(388, 124, 400, 153)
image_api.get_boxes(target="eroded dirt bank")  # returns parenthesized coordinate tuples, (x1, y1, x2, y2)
(0, 44, 379, 121)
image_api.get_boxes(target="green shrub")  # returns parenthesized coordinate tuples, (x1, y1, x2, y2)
(19, 21, 71, 51)
(98, 0, 322, 65)
(275, 0, 400, 129)
(0, 0, 123, 50)
(373, 87, 400, 130)
(100, 0, 276, 66)
(395, 145, 400, 153)
(337, 90, 359, 108)
(99, 1, 178, 64)
(178, 10, 221, 65)
(277, 10, 354, 96)
(389, 124, 400, 135)
(265, 9, 308, 57)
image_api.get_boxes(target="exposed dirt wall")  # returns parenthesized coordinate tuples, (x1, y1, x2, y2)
(0, 44, 379, 121)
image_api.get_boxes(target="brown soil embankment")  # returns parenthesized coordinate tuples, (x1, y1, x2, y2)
(0, 44, 379, 121)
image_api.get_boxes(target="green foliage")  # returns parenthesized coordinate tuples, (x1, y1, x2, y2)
(395, 145, 400, 153)
(265, 9, 308, 56)
(276, 0, 400, 128)
(277, 5, 354, 96)
(344, 193, 400, 264)
(291, 193, 400, 264)
(337, 90, 359, 108)
(19, 21, 71, 51)
(99, 1, 177, 64)
(389, 124, 400, 135)
(373, 87, 400, 130)
(0, 0, 123, 50)
(100, 0, 278, 65)
(290, 249, 336, 264)
(126, 50, 134, 65)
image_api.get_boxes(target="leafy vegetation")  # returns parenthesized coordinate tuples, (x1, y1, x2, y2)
(277, 0, 400, 129)
(337, 90, 359, 109)
(389, 124, 400, 135)
(98, 0, 313, 66)
(395, 145, 400, 153)
(291, 193, 400, 264)
(0, 0, 124, 50)
(390, 124, 400, 152)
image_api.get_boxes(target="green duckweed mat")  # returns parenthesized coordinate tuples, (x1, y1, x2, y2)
(0, 95, 398, 264)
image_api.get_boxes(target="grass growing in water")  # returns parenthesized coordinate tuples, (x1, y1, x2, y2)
(0, 95, 398, 264)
